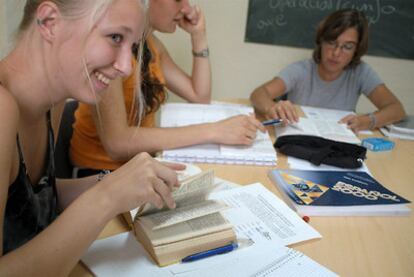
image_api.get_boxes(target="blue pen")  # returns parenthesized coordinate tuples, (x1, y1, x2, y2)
(261, 119, 283, 126)
(181, 242, 238, 263)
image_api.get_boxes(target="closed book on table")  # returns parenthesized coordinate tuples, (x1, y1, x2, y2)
(269, 169, 411, 216)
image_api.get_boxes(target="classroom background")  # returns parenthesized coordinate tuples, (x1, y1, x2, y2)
(1, 0, 413, 115)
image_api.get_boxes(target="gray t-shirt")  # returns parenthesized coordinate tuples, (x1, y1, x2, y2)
(278, 59, 383, 111)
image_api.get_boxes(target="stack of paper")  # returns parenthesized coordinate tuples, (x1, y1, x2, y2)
(160, 103, 277, 166)
(381, 115, 414, 140)
(82, 182, 337, 276)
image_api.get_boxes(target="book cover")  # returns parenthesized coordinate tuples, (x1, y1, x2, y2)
(269, 169, 411, 216)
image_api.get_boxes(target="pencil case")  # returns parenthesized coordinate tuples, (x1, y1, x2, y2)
(361, 138, 394, 152)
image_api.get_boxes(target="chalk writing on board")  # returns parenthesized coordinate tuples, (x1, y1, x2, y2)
(256, 0, 396, 30)
(245, 0, 414, 60)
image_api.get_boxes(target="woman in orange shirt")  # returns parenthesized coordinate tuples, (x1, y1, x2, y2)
(70, 1, 265, 177)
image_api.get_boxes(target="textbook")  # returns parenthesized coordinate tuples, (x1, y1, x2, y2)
(133, 170, 236, 266)
(381, 115, 414, 140)
(269, 169, 411, 216)
(160, 102, 277, 166)
(122, 162, 202, 227)
(275, 117, 360, 144)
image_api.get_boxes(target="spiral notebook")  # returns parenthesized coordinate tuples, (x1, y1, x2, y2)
(160, 102, 277, 166)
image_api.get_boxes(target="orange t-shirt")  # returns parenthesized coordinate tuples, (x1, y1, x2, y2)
(70, 37, 166, 170)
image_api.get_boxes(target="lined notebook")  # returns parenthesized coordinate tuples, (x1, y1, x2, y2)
(160, 102, 277, 166)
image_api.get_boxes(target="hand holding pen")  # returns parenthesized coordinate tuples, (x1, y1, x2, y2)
(264, 100, 299, 126)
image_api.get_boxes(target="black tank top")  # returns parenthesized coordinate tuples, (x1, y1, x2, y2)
(3, 111, 59, 254)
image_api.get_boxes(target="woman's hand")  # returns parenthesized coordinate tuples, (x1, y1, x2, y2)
(339, 114, 372, 132)
(179, 5, 206, 37)
(98, 153, 181, 215)
(211, 114, 266, 146)
(264, 100, 299, 125)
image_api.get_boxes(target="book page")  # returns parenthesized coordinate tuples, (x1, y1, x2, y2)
(137, 170, 215, 217)
(139, 200, 229, 230)
(143, 213, 233, 246)
(210, 183, 321, 246)
(276, 117, 360, 144)
(172, 170, 215, 202)
(302, 106, 354, 121)
(301, 106, 373, 135)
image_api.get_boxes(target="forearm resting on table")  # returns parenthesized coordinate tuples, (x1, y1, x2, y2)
(102, 123, 218, 161)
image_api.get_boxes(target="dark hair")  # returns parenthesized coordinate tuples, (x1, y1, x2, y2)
(313, 9, 369, 68)
(140, 41, 166, 116)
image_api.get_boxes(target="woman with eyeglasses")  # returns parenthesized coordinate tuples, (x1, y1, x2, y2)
(250, 9, 406, 132)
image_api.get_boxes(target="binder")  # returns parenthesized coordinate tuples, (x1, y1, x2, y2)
(160, 103, 277, 166)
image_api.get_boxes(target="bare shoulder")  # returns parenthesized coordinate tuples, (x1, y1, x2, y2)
(0, 86, 20, 186)
(148, 34, 168, 55)
(0, 85, 20, 132)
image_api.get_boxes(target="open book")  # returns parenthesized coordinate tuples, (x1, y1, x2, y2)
(276, 117, 360, 144)
(160, 102, 276, 166)
(133, 170, 236, 266)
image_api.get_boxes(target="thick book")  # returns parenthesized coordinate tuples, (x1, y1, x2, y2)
(133, 170, 236, 266)
(122, 162, 202, 227)
(269, 169, 411, 216)
(275, 117, 360, 144)
(160, 102, 276, 166)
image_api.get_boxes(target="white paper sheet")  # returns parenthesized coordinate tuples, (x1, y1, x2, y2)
(82, 183, 330, 277)
(288, 156, 371, 175)
(301, 106, 373, 135)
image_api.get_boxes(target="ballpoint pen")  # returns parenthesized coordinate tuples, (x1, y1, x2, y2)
(261, 119, 283, 126)
(181, 242, 238, 263)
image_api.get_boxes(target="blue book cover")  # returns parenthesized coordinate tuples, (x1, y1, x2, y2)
(269, 169, 411, 216)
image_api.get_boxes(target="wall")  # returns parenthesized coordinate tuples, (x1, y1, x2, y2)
(1, 0, 413, 114)
(0, 0, 24, 59)
(157, 0, 414, 115)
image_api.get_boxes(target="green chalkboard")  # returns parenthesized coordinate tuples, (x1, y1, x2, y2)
(245, 0, 414, 60)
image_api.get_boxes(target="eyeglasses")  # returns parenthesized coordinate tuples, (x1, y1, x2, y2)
(323, 40, 357, 54)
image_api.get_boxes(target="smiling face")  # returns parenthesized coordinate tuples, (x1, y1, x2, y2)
(55, 0, 145, 103)
(319, 27, 359, 79)
(148, 0, 190, 33)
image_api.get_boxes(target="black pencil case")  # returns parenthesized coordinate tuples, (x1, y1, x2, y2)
(274, 135, 367, 169)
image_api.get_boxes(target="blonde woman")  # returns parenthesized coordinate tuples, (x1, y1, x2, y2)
(70, 0, 265, 177)
(0, 1, 180, 275)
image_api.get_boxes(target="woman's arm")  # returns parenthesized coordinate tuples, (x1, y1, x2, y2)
(56, 176, 98, 209)
(250, 78, 299, 124)
(1, 152, 179, 276)
(156, 6, 211, 103)
(0, 90, 20, 257)
(95, 79, 264, 161)
(340, 84, 406, 131)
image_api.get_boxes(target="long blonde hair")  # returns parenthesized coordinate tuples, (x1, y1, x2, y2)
(19, 0, 149, 125)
